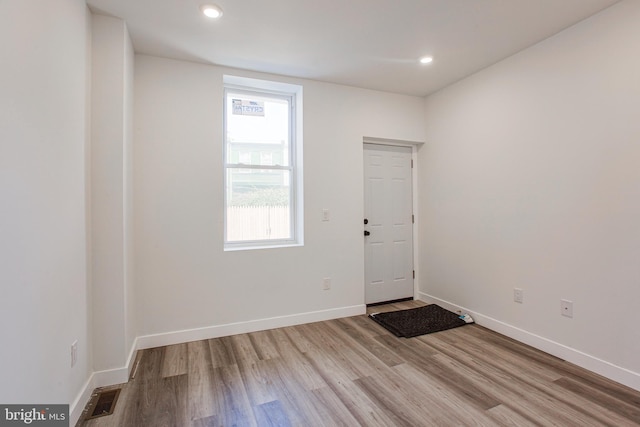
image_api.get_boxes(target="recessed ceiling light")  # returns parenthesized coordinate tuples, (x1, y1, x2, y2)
(201, 4, 223, 19)
(419, 56, 433, 65)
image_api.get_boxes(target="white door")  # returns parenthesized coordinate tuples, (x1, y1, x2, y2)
(363, 144, 414, 304)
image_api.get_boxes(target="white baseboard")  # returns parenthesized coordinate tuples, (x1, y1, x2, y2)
(70, 338, 139, 426)
(70, 374, 95, 427)
(136, 304, 366, 350)
(69, 304, 366, 425)
(418, 292, 640, 392)
(125, 336, 140, 378)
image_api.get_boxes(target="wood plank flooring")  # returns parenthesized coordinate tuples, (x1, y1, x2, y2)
(77, 300, 640, 426)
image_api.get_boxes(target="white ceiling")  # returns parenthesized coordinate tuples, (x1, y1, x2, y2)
(86, 0, 619, 97)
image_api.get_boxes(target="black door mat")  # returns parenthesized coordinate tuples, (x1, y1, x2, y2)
(369, 304, 470, 338)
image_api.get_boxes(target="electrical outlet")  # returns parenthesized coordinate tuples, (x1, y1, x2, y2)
(561, 299, 573, 318)
(514, 288, 524, 304)
(71, 340, 78, 368)
(323, 278, 331, 290)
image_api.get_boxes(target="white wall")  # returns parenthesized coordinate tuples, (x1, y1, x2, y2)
(5, 0, 635, 417)
(134, 55, 425, 337)
(91, 14, 136, 374)
(123, 17, 136, 369)
(0, 0, 92, 405)
(419, 0, 640, 388)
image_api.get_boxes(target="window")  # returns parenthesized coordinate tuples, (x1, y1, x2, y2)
(223, 76, 303, 250)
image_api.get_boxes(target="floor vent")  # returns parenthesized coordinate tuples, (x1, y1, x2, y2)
(86, 388, 121, 420)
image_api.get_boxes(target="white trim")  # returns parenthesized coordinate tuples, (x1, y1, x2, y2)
(224, 75, 303, 95)
(411, 146, 419, 301)
(137, 304, 365, 350)
(70, 374, 95, 427)
(69, 367, 129, 426)
(70, 338, 139, 426)
(224, 241, 303, 252)
(69, 304, 363, 424)
(69, 369, 129, 426)
(223, 78, 304, 250)
(418, 292, 640, 392)
(91, 366, 129, 389)
(363, 136, 424, 147)
(125, 337, 140, 378)
(363, 138, 423, 303)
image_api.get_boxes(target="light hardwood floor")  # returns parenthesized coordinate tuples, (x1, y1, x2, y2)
(77, 300, 640, 426)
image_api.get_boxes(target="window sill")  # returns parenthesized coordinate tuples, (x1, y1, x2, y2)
(224, 241, 303, 252)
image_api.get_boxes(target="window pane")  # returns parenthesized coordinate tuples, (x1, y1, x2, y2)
(226, 92, 290, 166)
(226, 168, 292, 242)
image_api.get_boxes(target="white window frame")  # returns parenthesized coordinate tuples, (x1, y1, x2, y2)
(223, 75, 303, 251)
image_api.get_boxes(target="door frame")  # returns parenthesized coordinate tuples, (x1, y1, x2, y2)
(362, 136, 424, 303)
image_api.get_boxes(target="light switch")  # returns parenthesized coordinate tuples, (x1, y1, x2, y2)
(322, 209, 330, 221)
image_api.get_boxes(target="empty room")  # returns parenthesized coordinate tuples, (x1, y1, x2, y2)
(1, 0, 639, 425)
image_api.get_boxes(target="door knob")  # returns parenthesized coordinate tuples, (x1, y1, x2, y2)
(364, 218, 369, 224)
(364, 230, 371, 236)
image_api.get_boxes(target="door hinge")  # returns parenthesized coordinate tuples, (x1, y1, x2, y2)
(411, 159, 414, 168)
(412, 214, 415, 224)
(413, 270, 415, 279)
